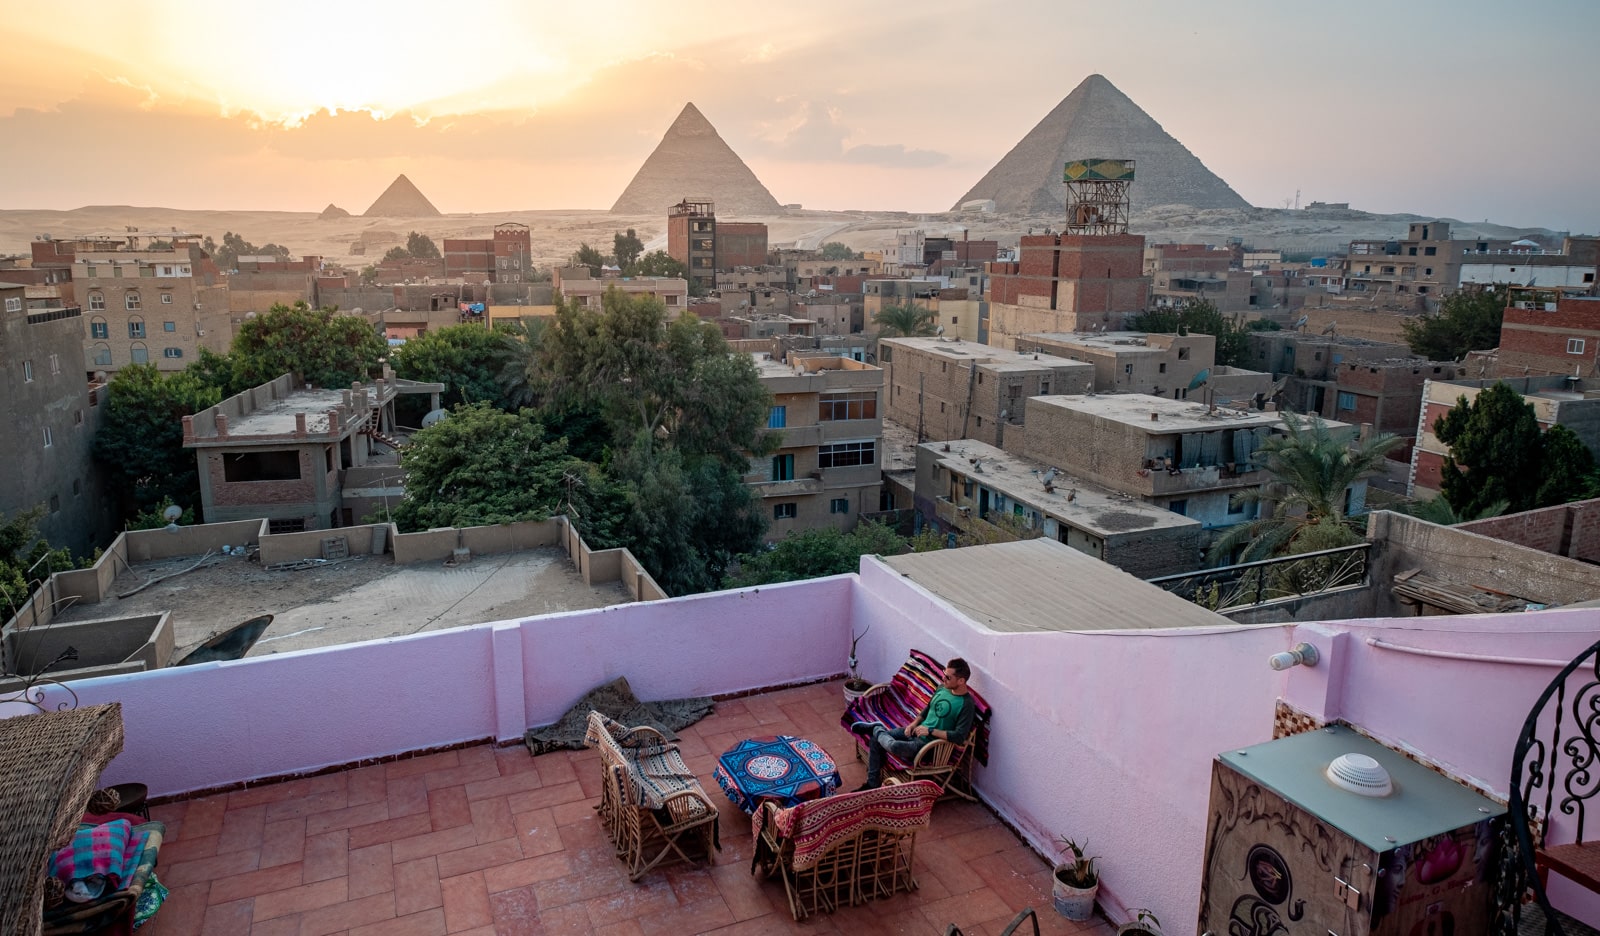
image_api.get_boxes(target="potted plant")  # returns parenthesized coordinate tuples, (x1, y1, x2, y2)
(1119, 909, 1161, 936)
(843, 625, 873, 703)
(1053, 836, 1099, 921)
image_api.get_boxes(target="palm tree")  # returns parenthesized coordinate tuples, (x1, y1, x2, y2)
(1208, 411, 1402, 564)
(1399, 495, 1509, 526)
(872, 303, 938, 338)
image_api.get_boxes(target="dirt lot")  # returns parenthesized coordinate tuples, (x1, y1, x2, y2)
(52, 548, 631, 659)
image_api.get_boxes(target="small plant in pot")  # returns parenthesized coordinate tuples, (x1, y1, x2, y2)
(843, 625, 872, 702)
(1052, 836, 1099, 921)
(1119, 909, 1162, 936)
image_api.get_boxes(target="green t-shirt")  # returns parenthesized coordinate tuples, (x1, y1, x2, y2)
(921, 688, 972, 739)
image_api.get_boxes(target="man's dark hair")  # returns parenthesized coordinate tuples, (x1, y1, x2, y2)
(947, 658, 971, 681)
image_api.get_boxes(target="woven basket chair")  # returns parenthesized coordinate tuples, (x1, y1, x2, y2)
(584, 711, 720, 881)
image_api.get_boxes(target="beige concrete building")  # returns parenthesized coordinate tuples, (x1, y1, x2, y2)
(553, 269, 689, 311)
(1017, 394, 1363, 539)
(75, 241, 231, 372)
(1016, 331, 1270, 402)
(878, 337, 1094, 447)
(746, 352, 883, 540)
(914, 439, 1202, 578)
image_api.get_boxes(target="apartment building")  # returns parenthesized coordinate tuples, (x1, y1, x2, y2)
(1017, 331, 1270, 403)
(1143, 244, 1254, 313)
(1019, 393, 1363, 535)
(552, 269, 689, 311)
(914, 438, 1201, 578)
(878, 337, 1093, 447)
(443, 223, 534, 284)
(1495, 291, 1600, 378)
(667, 198, 717, 293)
(746, 352, 883, 540)
(985, 233, 1150, 347)
(0, 282, 109, 555)
(1411, 376, 1600, 499)
(1335, 223, 1599, 304)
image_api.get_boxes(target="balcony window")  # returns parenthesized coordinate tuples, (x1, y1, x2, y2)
(819, 392, 876, 421)
(128, 318, 146, 339)
(767, 406, 786, 429)
(90, 317, 108, 339)
(818, 440, 875, 469)
(770, 454, 794, 481)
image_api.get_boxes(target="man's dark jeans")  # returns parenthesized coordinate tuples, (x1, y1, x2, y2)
(866, 726, 927, 786)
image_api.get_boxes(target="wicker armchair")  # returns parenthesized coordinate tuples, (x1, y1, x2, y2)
(584, 711, 720, 881)
(751, 779, 940, 920)
(41, 819, 165, 935)
(841, 649, 991, 801)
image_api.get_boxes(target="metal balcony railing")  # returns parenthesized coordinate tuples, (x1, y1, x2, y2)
(1145, 543, 1371, 612)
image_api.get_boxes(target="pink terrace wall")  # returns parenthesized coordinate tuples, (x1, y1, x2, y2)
(53, 575, 855, 800)
(848, 557, 1292, 930)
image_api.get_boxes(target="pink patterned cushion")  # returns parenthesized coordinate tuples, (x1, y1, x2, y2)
(754, 780, 939, 870)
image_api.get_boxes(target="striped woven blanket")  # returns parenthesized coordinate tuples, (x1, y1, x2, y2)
(753, 779, 939, 871)
(841, 648, 991, 766)
(584, 711, 703, 810)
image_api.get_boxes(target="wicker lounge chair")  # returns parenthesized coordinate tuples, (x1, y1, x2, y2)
(41, 819, 165, 935)
(751, 778, 940, 920)
(841, 649, 991, 800)
(584, 711, 720, 881)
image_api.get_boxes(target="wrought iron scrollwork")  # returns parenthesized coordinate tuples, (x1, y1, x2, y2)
(0, 645, 81, 714)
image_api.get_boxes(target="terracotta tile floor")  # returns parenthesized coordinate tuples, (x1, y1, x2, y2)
(139, 679, 1114, 936)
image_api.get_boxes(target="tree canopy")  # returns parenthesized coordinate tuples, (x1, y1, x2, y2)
(389, 404, 580, 530)
(390, 323, 519, 410)
(632, 250, 687, 279)
(613, 229, 644, 269)
(93, 364, 222, 522)
(1209, 412, 1400, 563)
(1434, 382, 1596, 515)
(1127, 300, 1250, 368)
(204, 231, 290, 270)
(819, 242, 859, 261)
(873, 303, 939, 338)
(230, 302, 387, 390)
(727, 521, 909, 587)
(1402, 287, 1504, 361)
(406, 231, 440, 259)
(0, 508, 78, 621)
(569, 243, 607, 276)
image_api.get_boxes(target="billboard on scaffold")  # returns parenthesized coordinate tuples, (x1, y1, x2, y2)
(1063, 159, 1135, 182)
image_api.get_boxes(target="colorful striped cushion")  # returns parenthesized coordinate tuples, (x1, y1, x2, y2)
(841, 648, 991, 766)
(755, 779, 939, 870)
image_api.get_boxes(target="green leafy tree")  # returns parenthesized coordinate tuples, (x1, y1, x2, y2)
(406, 231, 441, 259)
(1209, 412, 1401, 563)
(93, 364, 222, 522)
(1402, 287, 1504, 361)
(631, 250, 686, 279)
(728, 521, 909, 587)
(1399, 495, 1509, 526)
(1127, 300, 1250, 367)
(391, 323, 518, 410)
(873, 303, 938, 338)
(0, 508, 78, 620)
(1434, 382, 1545, 515)
(613, 229, 645, 270)
(820, 242, 859, 261)
(1536, 424, 1596, 508)
(184, 346, 241, 396)
(390, 404, 580, 531)
(207, 231, 290, 270)
(383, 246, 410, 262)
(230, 301, 387, 390)
(569, 243, 609, 276)
(360, 264, 379, 286)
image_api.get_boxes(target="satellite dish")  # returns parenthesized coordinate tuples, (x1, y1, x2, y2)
(163, 505, 183, 522)
(935, 325, 945, 335)
(1294, 315, 1309, 330)
(1187, 368, 1212, 391)
(1321, 321, 1338, 336)
(421, 409, 449, 428)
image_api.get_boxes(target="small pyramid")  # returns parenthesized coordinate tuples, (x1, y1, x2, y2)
(954, 75, 1249, 215)
(611, 103, 781, 216)
(318, 203, 351, 220)
(364, 174, 441, 217)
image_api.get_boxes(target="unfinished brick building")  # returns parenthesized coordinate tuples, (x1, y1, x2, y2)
(443, 223, 533, 284)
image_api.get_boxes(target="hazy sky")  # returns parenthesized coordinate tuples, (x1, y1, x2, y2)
(3, 0, 1597, 231)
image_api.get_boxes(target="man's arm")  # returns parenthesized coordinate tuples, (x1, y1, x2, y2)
(940, 697, 976, 746)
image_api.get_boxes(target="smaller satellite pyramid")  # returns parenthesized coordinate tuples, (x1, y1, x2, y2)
(954, 75, 1249, 215)
(318, 203, 351, 220)
(364, 174, 442, 217)
(611, 103, 781, 216)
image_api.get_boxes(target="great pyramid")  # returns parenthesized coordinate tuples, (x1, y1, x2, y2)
(611, 103, 781, 216)
(954, 74, 1249, 215)
(364, 174, 442, 217)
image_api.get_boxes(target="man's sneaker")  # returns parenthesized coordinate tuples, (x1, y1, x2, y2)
(849, 720, 882, 736)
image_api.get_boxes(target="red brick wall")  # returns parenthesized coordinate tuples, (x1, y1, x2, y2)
(204, 450, 318, 507)
(667, 215, 691, 266)
(716, 223, 769, 269)
(1457, 498, 1600, 562)
(1499, 298, 1600, 375)
(1413, 449, 1446, 491)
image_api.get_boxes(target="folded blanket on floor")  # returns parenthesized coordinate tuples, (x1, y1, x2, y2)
(51, 819, 146, 892)
(523, 676, 713, 756)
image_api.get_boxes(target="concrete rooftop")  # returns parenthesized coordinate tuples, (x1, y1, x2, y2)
(882, 538, 1229, 633)
(924, 439, 1198, 536)
(1033, 393, 1307, 434)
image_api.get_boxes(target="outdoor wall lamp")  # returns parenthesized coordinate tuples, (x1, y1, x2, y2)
(1268, 642, 1320, 671)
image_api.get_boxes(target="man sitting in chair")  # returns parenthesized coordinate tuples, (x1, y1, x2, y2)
(851, 657, 975, 791)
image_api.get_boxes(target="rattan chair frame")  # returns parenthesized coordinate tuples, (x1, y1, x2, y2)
(586, 713, 719, 881)
(754, 791, 926, 921)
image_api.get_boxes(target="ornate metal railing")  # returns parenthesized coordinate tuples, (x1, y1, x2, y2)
(1145, 543, 1370, 612)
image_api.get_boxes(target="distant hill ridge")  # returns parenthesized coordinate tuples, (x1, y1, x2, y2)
(611, 103, 781, 216)
(955, 74, 1249, 214)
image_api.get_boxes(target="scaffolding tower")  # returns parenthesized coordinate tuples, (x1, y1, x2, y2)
(1063, 159, 1134, 236)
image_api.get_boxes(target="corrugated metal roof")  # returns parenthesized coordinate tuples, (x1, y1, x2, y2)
(880, 538, 1230, 633)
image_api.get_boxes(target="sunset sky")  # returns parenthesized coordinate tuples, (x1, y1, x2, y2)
(3, 0, 1597, 230)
